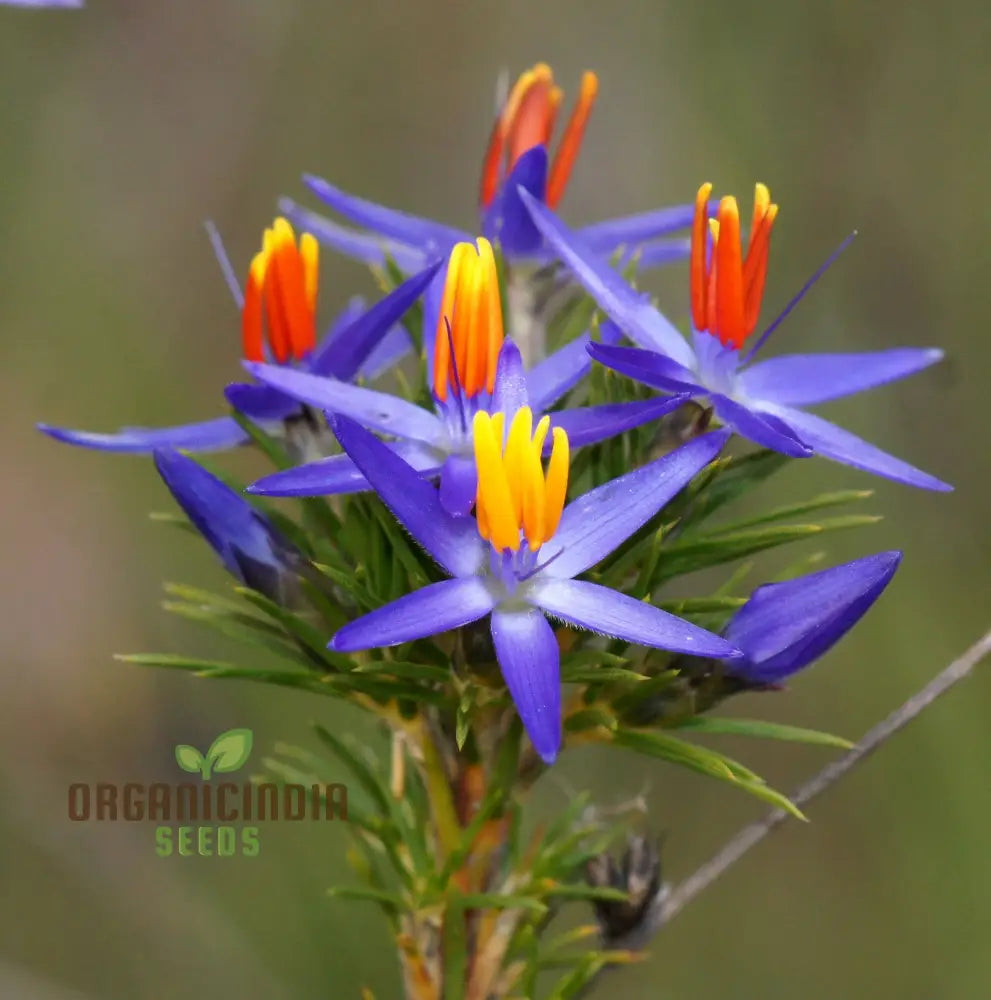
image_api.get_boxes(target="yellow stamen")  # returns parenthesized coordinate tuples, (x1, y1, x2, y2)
(432, 238, 504, 401)
(480, 63, 597, 210)
(241, 217, 318, 363)
(473, 408, 569, 553)
(689, 182, 778, 349)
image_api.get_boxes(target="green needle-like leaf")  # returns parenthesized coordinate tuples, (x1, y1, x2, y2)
(676, 716, 853, 749)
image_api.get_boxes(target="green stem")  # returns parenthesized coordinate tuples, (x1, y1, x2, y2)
(416, 718, 461, 859)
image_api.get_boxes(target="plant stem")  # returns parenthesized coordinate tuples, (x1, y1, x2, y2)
(661, 626, 991, 924)
(580, 626, 991, 996)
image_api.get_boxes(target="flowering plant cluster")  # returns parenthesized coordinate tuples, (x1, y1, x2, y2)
(40, 56, 946, 999)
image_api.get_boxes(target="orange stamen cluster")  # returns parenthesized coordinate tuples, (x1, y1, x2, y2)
(473, 408, 569, 553)
(480, 63, 598, 210)
(690, 183, 779, 349)
(432, 238, 504, 402)
(242, 218, 319, 364)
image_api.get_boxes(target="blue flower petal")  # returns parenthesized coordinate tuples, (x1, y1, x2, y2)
(248, 439, 445, 498)
(438, 454, 479, 517)
(244, 362, 446, 446)
(279, 198, 426, 271)
(324, 259, 444, 382)
(724, 552, 902, 683)
(739, 348, 945, 406)
(490, 607, 562, 764)
(495, 146, 548, 256)
(153, 449, 298, 601)
(531, 578, 740, 659)
(38, 416, 250, 454)
(330, 415, 486, 577)
(527, 333, 595, 412)
(629, 237, 692, 270)
(588, 342, 701, 394)
(308, 296, 369, 375)
(711, 394, 812, 458)
(421, 264, 447, 383)
(756, 404, 952, 491)
(546, 429, 730, 579)
(520, 190, 697, 368)
(491, 339, 530, 416)
(359, 325, 414, 382)
(303, 174, 469, 252)
(331, 578, 497, 651)
(574, 202, 699, 252)
(224, 383, 300, 421)
(549, 395, 689, 449)
(526, 321, 624, 413)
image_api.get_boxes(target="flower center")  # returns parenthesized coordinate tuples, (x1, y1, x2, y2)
(690, 183, 778, 350)
(479, 63, 598, 210)
(473, 407, 569, 556)
(242, 218, 318, 364)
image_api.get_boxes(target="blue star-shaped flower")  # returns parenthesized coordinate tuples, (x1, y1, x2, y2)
(521, 184, 950, 491)
(325, 411, 740, 763)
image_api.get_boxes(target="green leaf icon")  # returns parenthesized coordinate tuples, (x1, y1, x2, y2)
(175, 744, 204, 774)
(204, 728, 253, 777)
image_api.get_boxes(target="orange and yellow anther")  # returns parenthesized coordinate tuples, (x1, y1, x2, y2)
(242, 218, 319, 364)
(480, 63, 598, 210)
(690, 183, 778, 350)
(432, 238, 504, 402)
(473, 408, 569, 553)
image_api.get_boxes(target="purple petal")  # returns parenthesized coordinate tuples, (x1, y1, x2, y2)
(520, 191, 697, 368)
(629, 237, 692, 270)
(359, 325, 414, 381)
(279, 198, 426, 271)
(528, 329, 617, 412)
(330, 415, 485, 577)
(546, 429, 731, 579)
(740, 348, 945, 406)
(204, 220, 243, 308)
(757, 404, 952, 491)
(303, 174, 469, 252)
(154, 449, 299, 600)
(2, 0, 83, 6)
(588, 343, 701, 394)
(322, 259, 443, 382)
(243, 362, 445, 446)
(711, 394, 812, 458)
(549, 395, 690, 449)
(421, 264, 447, 382)
(490, 607, 562, 764)
(37, 416, 250, 454)
(331, 578, 496, 651)
(480, 190, 502, 243)
(224, 383, 300, 421)
(531, 578, 740, 659)
(496, 147, 548, 256)
(491, 339, 530, 416)
(308, 296, 369, 375)
(575, 202, 699, 252)
(724, 552, 902, 683)
(438, 454, 478, 517)
(248, 439, 444, 498)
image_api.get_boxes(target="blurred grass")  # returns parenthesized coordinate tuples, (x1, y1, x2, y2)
(1, 1, 988, 997)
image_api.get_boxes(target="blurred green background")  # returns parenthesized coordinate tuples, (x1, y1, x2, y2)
(2, 1, 988, 997)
